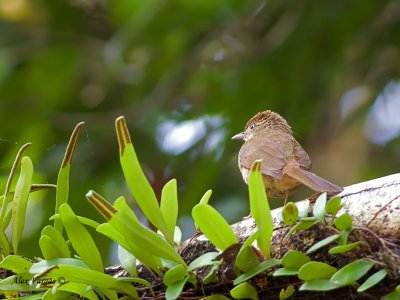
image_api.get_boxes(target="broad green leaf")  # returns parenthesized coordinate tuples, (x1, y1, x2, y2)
(165, 278, 188, 300)
(334, 213, 352, 230)
(40, 235, 69, 260)
(113, 196, 139, 224)
(160, 179, 178, 243)
(192, 203, 237, 251)
(233, 259, 282, 285)
(96, 223, 162, 273)
(40, 225, 70, 257)
(54, 282, 99, 300)
(50, 214, 100, 229)
(248, 160, 273, 258)
(357, 269, 387, 292)
(273, 268, 298, 276)
(230, 282, 259, 300)
(11, 156, 34, 254)
(242, 231, 259, 248)
(298, 261, 337, 281)
(163, 264, 187, 285)
(235, 246, 261, 272)
(0, 255, 32, 273)
(306, 234, 339, 254)
(329, 241, 363, 254)
(0, 273, 44, 292)
(203, 263, 219, 285)
(59, 203, 103, 272)
(279, 285, 295, 300)
(87, 190, 184, 267)
(115, 117, 170, 243)
(299, 279, 338, 291)
(282, 202, 298, 225)
(325, 197, 342, 217)
(118, 245, 137, 277)
(282, 250, 310, 269)
(187, 252, 219, 271)
(312, 192, 327, 222)
(0, 143, 31, 228)
(54, 122, 84, 233)
(30, 262, 138, 299)
(330, 260, 374, 287)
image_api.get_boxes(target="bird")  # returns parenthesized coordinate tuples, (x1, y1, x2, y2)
(232, 110, 343, 203)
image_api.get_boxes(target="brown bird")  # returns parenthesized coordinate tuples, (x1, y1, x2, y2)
(232, 110, 343, 203)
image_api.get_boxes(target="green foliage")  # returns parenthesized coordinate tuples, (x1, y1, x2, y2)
(248, 160, 273, 258)
(0, 117, 395, 299)
(11, 156, 33, 254)
(230, 282, 259, 300)
(192, 202, 237, 251)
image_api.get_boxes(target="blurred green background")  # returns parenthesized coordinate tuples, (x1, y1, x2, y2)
(1, 0, 400, 265)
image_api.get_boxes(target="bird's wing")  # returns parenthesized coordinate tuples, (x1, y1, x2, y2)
(239, 137, 287, 179)
(292, 139, 311, 169)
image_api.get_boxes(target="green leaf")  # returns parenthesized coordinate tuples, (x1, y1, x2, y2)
(187, 252, 219, 271)
(297, 201, 310, 218)
(40, 226, 70, 260)
(199, 190, 213, 205)
(113, 196, 139, 223)
(338, 228, 352, 245)
(330, 260, 374, 287)
(329, 241, 363, 254)
(279, 285, 295, 300)
(285, 219, 316, 238)
(299, 279, 339, 291)
(0, 231, 10, 256)
(306, 234, 339, 254)
(54, 122, 84, 233)
(248, 160, 273, 258)
(192, 203, 237, 251)
(233, 259, 282, 285)
(0, 255, 32, 273)
(0, 273, 44, 292)
(165, 278, 188, 300)
(59, 203, 103, 272)
(357, 269, 387, 292)
(118, 245, 137, 277)
(200, 295, 231, 300)
(235, 246, 261, 272)
(203, 263, 220, 285)
(55, 282, 99, 300)
(312, 192, 327, 223)
(334, 213, 352, 230)
(273, 268, 298, 276)
(230, 282, 259, 300)
(282, 250, 310, 269)
(282, 202, 298, 226)
(30, 260, 138, 299)
(164, 264, 187, 285)
(87, 190, 184, 267)
(11, 156, 34, 254)
(115, 117, 170, 243)
(382, 285, 400, 300)
(97, 223, 162, 273)
(298, 261, 337, 281)
(325, 197, 342, 217)
(0, 143, 31, 229)
(160, 179, 178, 243)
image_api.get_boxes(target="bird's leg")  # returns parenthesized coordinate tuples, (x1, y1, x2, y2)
(283, 191, 289, 206)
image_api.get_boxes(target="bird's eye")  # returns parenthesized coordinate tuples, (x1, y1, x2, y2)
(250, 124, 255, 130)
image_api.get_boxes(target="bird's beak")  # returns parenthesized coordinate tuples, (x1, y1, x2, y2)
(231, 132, 244, 140)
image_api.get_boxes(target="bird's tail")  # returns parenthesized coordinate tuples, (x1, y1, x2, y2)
(283, 161, 343, 194)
